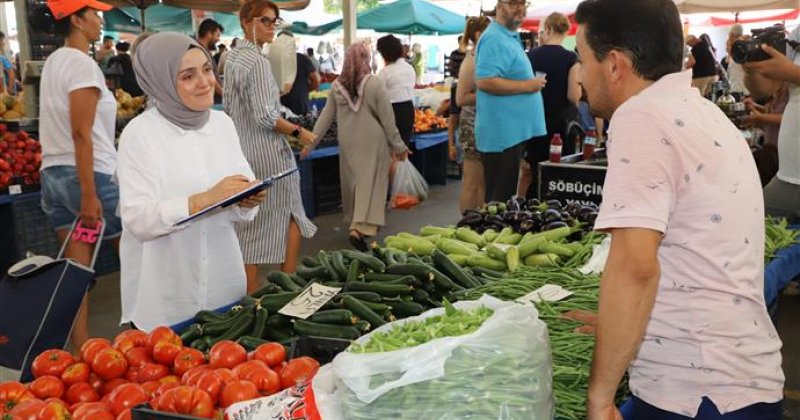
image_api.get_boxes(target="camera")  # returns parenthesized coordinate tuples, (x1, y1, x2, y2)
(731, 24, 799, 63)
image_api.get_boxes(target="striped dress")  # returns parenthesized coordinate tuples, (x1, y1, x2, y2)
(223, 38, 317, 264)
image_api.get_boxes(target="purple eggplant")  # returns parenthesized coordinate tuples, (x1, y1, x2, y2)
(543, 220, 569, 231)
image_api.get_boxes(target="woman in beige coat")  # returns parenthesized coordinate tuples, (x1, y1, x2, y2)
(304, 43, 409, 250)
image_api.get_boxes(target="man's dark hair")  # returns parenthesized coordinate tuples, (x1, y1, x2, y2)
(116, 41, 130, 52)
(307, 47, 314, 55)
(103, 35, 114, 42)
(198, 19, 224, 38)
(377, 35, 404, 63)
(575, 0, 683, 81)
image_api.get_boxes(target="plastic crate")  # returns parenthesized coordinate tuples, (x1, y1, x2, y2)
(410, 141, 448, 186)
(132, 404, 204, 420)
(94, 242, 120, 276)
(288, 336, 352, 365)
(296, 158, 315, 219)
(11, 194, 60, 260)
(446, 160, 462, 179)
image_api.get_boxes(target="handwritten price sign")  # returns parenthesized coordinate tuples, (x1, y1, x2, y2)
(278, 283, 342, 319)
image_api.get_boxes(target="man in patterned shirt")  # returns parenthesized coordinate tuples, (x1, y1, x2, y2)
(574, 0, 785, 419)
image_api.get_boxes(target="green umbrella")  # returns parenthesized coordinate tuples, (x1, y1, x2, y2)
(295, 0, 466, 36)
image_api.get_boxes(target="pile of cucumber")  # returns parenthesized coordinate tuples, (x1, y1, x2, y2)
(384, 225, 605, 272)
(179, 247, 503, 348)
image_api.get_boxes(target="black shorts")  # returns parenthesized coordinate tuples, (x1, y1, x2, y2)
(392, 100, 415, 145)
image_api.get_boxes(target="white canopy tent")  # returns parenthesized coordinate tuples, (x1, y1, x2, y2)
(675, 0, 800, 13)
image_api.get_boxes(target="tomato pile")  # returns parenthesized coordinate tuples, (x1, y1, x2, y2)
(0, 327, 321, 419)
(0, 126, 41, 190)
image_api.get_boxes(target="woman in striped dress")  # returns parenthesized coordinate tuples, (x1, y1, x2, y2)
(224, 0, 317, 292)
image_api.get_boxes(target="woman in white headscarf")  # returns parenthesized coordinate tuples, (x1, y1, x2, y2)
(116, 32, 265, 331)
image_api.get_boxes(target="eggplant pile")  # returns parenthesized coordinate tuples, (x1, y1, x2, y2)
(456, 198, 599, 236)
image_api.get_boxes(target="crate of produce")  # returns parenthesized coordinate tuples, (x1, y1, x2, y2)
(288, 336, 351, 365)
(132, 405, 204, 420)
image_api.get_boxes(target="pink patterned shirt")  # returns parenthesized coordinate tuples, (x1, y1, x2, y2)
(595, 71, 784, 416)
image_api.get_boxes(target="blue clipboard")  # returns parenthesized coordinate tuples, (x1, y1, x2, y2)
(174, 167, 298, 227)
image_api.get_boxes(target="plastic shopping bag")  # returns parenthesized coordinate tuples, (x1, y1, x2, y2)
(313, 296, 554, 420)
(391, 160, 429, 209)
(224, 382, 321, 420)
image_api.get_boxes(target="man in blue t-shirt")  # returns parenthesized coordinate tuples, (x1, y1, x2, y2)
(475, 0, 547, 202)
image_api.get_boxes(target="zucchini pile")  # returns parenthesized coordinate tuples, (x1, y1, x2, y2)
(384, 225, 605, 272)
(179, 248, 501, 348)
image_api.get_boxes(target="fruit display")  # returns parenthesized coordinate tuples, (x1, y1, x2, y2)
(414, 107, 447, 133)
(309, 90, 328, 100)
(0, 328, 322, 419)
(0, 127, 41, 191)
(457, 197, 598, 235)
(0, 93, 26, 120)
(115, 89, 146, 120)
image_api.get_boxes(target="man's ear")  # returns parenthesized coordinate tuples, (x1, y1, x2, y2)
(605, 49, 633, 84)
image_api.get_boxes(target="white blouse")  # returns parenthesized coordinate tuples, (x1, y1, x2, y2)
(378, 60, 416, 103)
(116, 108, 258, 331)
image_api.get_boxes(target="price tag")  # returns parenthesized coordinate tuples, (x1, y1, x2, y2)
(278, 283, 341, 319)
(516, 284, 573, 304)
(8, 185, 21, 195)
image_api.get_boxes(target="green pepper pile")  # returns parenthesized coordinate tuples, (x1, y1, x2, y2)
(765, 216, 799, 263)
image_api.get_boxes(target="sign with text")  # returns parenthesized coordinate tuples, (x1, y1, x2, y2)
(538, 158, 607, 207)
(279, 283, 341, 319)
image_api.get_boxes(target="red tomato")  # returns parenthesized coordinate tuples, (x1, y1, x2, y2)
(151, 340, 181, 366)
(35, 399, 71, 420)
(8, 398, 44, 420)
(140, 381, 160, 399)
(60, 362, 90, 387)
(153, 382, 179, 400)
(215, 368, 237, 384)
(31, 350, 76, 379)
(160, 386, 215, 418)
(123, 347, 151, 368)
(208, 341, 247, 369)
(71, 402, 114, 420)
(180, 365, 209, 386)
(232, 360, 268, 379)
(272, 361, 286, 378)
(0, 381, 34, 411)
(28, 376, 64, 400)
(124, 367, 140, 383)
(252, 343, 286, 367)
(194, 371, 223, 404)
(241, 366, 281, 396)
(101, 378, 129, 397)
(137, 363, 169, 382)
(112, 330, 148, 354)
(172, 348, 205, 376)
(79, 338, 111, 366)
(65, 382, 99, 405)
(219, 380, 258, 408)
(116, 408, 132, 420)
(146, 327, 181, 352)
(106, 383, 148, 416)
(88, 373, 104, 395)
(279, 357, 320, 389)
(92, 349, 129, 381)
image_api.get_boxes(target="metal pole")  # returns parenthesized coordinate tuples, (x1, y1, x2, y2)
(140, 8, 146, 32)
(343, 0, 357, 47)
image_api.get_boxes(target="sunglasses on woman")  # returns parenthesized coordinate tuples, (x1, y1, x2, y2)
(258, 16, 284, 26)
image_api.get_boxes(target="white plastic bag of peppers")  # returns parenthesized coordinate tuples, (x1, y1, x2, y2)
(313, 295, 554, 419)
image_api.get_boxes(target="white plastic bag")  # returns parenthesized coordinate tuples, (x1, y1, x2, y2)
(314, 296, 554, 420)
(579, 235, 611, 275)
(390, 160, 428, 209)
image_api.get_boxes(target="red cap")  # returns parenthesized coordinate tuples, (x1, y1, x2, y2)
(47, 0, 113, 20)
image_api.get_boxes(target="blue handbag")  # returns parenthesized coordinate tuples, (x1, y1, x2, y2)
(0, 219, 104, 382)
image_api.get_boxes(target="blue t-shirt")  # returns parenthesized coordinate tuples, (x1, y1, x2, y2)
(475, 21, 546, 153)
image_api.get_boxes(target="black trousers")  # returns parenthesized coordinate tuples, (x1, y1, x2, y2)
(481, 142, 525, 203)
(391, 100, 415, 145)
(525, 105, 580, 199)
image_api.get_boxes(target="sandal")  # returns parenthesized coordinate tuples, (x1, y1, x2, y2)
(349, 230, 368, 252)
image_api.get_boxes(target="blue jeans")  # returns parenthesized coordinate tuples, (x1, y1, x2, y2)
(40, 165, 122, 239)
(630, 397, 782, 420)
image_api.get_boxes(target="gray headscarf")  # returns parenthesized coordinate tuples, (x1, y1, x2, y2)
(132, 32, 213, 130)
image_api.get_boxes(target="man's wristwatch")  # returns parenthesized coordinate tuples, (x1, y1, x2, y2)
(291, 125, 301, 137)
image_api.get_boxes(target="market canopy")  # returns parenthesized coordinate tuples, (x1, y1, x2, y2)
(674, 0, 800, 13)
(295, 0, 466, 36)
